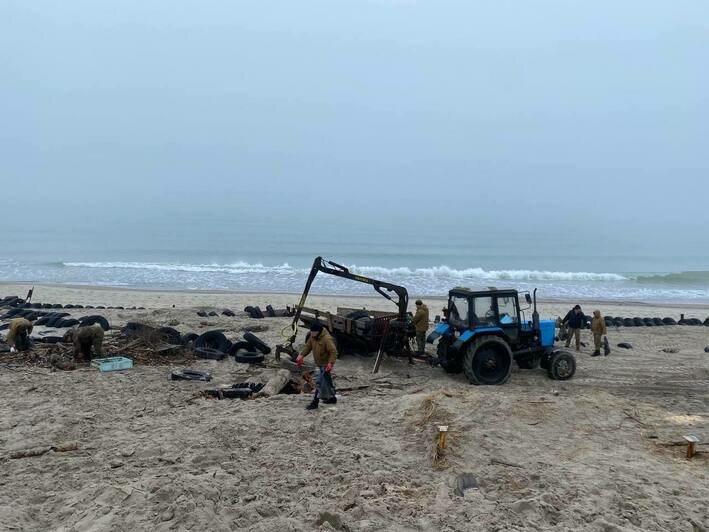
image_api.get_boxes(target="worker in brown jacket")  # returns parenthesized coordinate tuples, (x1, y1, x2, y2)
(413, 300, 429, 355)
(6, 318, 33, 351)
(590, 310, 607, 357)
(64, 324, 104, 361)
(296, 323, 338, 410)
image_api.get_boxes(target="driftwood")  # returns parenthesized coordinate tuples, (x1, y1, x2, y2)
(9, 442, 80, 459)
(258, 369, 292, 397)
(490, 458, 524, 468)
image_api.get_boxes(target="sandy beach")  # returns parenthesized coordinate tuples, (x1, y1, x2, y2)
(1, 283, 708, 531)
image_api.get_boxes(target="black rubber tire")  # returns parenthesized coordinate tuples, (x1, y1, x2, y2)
(196, 310, 208, 317)
(45, 313, 69, 327)
(79, 315, 110, 331)
(633, 317, 644, 327)
(228, 341, 257, 356)
(662, 317, 677, 325)
(689, 318, 703, 326)
(52, 304, 63, 309)
(195, 331, 231, 352)
(617, 342, 633, 349)
(233, 350, 265, 364)
(95, 306, 105, 309)
(643, 318, 655, 327)
(252, 306, 265, 319)
(547, 351, 576, 380)
(623, 318, 634, 327)
(463, 335, 512, 385)
(613, 318, 624, 327)
(242, 332, 271, 354)
(181, 332, 199, 345)
(157, 326, 182, 345)
(58, 318, 80, 328)
(244, 306, 255, 315)
(652, 318, 664, 326)
(265, 305, 276, 317)
(194, 347, 226, 360)
(437, 341, 462, 374)
(604, 317, 614, 327)
(346, 310, 370, 320)
(704, 347, 709, 353)
(64, 304, 75, 309)
(33, 316, 52, 326)
(222, 309, 235, 317)
(208, 311, 218, 317)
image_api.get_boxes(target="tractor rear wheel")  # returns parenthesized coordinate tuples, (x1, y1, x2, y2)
(547, 351, 576, 380)
(463, 335, 512, 385)
(437, 341, 462, 374)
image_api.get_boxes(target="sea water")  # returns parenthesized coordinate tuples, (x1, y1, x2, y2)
(1, 217, 707, 303)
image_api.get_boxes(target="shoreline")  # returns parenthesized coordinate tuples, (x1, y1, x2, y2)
(2, 281, 709, 309)
(1, 281, 708, 312)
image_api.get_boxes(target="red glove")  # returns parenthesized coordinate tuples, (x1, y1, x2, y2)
(325, 362, 334, 373)
(296, 355, 305, 368)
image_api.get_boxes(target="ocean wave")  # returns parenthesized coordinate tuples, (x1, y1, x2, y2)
(63, 261, 297, 275)
(634, 271, 709, 286)
(63, 261, 626, 282)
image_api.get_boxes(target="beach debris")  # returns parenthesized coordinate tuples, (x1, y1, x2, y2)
(258, 369, 294, 397)
(194, 347, 226, 360)
(232, 350, 265, 364)
(49, 354, 76, 371)
(181, 332, 199, 346)
(204, 382, 265, 399)
(242, 331, 271, 354)
(244, 306, 264, 319)
(195, 330, 231, 352)
(207, 311, 218, 316)
(684, 435, 700, 459)
(661, 347, 680, 354)
(77, 315, 111, 331)
(9, 442, 80, 459)
(221, 308, 235, 316)
(490, 458, 524, 468)
(704, 346, 709, 353)
(617, 343, 633, 349)
(91, 356, 133, 372)
(196, 310, 208, 317)
(454, 473, 479, 496)
(603, 336, 611, 356)
(171, 368, 212, 382)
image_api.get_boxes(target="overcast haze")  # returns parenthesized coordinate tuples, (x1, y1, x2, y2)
(2, 1, 708, 243)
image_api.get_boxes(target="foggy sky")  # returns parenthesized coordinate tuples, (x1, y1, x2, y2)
(2, 1, 708, 238)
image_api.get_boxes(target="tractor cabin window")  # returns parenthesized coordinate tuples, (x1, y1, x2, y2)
(448, 296, 469, 328)
(497, 296, 519, 326)
(473, 296, 495, 327)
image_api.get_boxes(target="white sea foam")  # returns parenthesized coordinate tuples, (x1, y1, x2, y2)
(63, 261, 626, 282)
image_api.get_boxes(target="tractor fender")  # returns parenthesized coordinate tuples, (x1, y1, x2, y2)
(427, 323, 450, 343)
(453, 327, 505, 350)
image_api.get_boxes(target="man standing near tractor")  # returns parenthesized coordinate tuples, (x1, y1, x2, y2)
(562, 305, 586, 351)
(413, 299, 429, 355)
(296, 323, 338, 410)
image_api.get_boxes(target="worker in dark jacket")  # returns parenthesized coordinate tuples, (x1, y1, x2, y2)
(562, 305, 585, 351)
(296, 323, 338, 410)
(6, 318, 33, 351)
(64, 324, 104, 361)
(412, 300, 429, 355)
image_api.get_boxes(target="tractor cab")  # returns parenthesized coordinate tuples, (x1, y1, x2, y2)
(446, 287, 528, 345)
(429, 287, 574, 385)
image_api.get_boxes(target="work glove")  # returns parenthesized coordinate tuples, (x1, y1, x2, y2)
(325, 362, 334, 373)
(296, 355, 305, 368)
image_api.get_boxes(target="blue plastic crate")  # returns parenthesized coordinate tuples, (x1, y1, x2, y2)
(91, 357, 133, 372)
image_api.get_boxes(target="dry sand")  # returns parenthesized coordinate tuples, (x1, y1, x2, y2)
(1, 284, 708, 531)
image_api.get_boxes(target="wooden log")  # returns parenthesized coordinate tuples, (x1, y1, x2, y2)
(258, 369, 292, 397)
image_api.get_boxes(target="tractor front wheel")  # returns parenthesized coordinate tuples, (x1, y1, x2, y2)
(463, 335, 512, 385)
(547, 351, 576, 380)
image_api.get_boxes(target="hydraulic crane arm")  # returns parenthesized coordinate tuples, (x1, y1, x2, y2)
(287, 256, 409, 343)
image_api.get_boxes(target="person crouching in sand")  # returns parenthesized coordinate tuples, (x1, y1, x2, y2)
(296, 323, 338, 410)
(6, 317, 33, 351)
(64, 324, 105, 362)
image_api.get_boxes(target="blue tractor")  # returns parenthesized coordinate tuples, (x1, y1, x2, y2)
(427, 287, 576, 385)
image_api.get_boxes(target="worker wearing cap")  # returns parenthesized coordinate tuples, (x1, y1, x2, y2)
(64, 324, 104, 361)
(6, 317, 33, 351)
(412, 299, 429, 356)
(296, 323, 338, 410)
(562, 304, 585, 351)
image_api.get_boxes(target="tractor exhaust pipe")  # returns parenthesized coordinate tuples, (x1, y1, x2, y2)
(532, 288, 540, 332)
